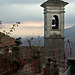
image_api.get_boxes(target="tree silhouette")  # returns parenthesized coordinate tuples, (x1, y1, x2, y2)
(2, 21, 20, 35)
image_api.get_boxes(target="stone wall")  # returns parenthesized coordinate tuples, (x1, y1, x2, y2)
(44, 37, 64, 66)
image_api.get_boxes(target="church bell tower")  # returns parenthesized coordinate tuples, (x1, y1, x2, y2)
(41, 0, 68, 60)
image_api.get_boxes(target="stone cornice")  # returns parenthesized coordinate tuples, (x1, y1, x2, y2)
(41, 0, 68, 7)
(44, 37, 64, 39)
(44, 11, 65, 14)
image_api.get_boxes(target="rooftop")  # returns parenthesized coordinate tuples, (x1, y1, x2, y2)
(0, 32, 16, 47)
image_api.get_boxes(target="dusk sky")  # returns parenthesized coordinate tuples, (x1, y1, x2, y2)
(0, 0, 75, 37)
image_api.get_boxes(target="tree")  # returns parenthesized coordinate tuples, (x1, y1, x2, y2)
(2, 21, 20, 36)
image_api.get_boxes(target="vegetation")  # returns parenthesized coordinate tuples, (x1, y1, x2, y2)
(2, 21, 20, 35)
(26, 36, 41, 57)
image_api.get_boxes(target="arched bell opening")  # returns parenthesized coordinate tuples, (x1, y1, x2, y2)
(52, 15, 59, 29)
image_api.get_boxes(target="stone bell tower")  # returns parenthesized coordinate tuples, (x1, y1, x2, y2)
(41, 0, 68, 60)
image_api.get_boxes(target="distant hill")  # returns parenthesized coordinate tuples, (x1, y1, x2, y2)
(21, 25, 75, 46)
(21, 37, 44, 46)
(65, 25, 75, 43)
(65, 25, 75, 38)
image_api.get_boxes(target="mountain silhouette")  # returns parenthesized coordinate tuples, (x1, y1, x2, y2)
(21, 25, 75, 46)
(65, 25, 75, 38)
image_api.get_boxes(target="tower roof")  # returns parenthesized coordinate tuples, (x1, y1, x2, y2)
(41, 0, 68, 7)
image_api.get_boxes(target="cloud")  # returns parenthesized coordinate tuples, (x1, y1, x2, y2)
(1, 21, 72, 37)
(64, 0, 75, 3)
(20, 21, 44, 27)
(0, 24, 5, 29)
(11, 22, 44, 37)
(64, 25, 73, 29)
(0, 0, 46, 5)
(65, 1, 75, 25)
(0, 0, 74, 5)
(0, 0, 75, 28)
(0, 4, 43, 23)
(11, 27, 44, 37)
(0, 21, 44, 37)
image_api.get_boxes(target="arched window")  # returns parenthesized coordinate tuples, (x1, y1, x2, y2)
(52, 15, 59, 29)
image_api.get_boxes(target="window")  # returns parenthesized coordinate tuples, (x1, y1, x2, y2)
(52, 15, 59, 29)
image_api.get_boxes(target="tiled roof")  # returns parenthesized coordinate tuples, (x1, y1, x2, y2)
(0, 32, 16, 47)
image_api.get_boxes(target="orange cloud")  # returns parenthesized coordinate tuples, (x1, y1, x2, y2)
(64, 26, 72, 29)
(1, 21, 44, 37)
(2, 21, 44, 28)
(20, 21, 44, 27)
(1, 21, 73, 37)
